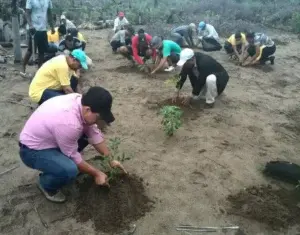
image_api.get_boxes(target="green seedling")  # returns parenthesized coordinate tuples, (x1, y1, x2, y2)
(159, 105, 183, 136)
(164, 74, 180, 87)
(99, 137, 131, 182)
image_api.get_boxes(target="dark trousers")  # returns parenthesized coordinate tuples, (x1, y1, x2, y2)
(247, 44, 276, 63)
(224, 41, 242, 54)
(38, 76, 78, 105)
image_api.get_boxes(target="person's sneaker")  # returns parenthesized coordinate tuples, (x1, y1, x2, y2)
(164, 66, 175, 72)
(269, 56, 275, 65)
(205, 102, 215, 109)
(37, 182, 66, 203)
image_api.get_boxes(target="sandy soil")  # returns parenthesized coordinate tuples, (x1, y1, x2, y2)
(1, 29, 300, 235)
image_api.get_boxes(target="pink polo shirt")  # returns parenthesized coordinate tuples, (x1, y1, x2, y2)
(19, 94, 104, 164)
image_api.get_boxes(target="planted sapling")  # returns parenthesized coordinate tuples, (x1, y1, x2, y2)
(159, 105, 183, 136)
(99, 137, 131, 182)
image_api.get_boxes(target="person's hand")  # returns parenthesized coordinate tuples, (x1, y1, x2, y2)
(110, 160, 127, 174)
(150, 69, 156, 75)
(182, 95, 192, 105)
(172, 90, 180, 103)
(94, 171, 109, 187)
(29, 26, 36, 36)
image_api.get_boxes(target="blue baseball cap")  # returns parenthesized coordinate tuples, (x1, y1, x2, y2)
(198, 21, 206, 30)
(71, 49, 88, 70)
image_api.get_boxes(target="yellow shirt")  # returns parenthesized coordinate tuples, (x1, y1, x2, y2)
(29, 55, 74, 103)
(47, 27, 60, 43)
(77, 32, 85, 42)
(227, 33, 246, 46)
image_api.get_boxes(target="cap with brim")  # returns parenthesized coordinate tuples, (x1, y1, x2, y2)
(99, 109, 115, 125)
(83, 86, 115, 125)
(61, 15, 66, 20)
(119, 12, 125, 17)
(177, 48, 194, 67)
(71, 49, 88, 70)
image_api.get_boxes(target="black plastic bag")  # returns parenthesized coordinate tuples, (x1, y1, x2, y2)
(263, 161, 300, 185)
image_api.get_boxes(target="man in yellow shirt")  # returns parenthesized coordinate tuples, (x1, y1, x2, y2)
(29, 49, 88, 105)
(224, 32, 246, 62)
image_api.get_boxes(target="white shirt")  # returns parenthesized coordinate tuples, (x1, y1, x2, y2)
(113, 17, 129, 32)
(26, 0, 52, 31)
(65, 19, 76, 30)
(110, 30, 126, 44)
(199, 24, 219, 41)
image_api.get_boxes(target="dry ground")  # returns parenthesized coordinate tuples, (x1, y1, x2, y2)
(1, 29, 300, 235)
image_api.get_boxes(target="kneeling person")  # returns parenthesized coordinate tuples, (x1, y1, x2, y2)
(224, 32, 246, 62)
(174, 48, 229, 107)
(150, 36, 181, 74)
(242, 32, 276, 66)
(29, 49, 88, 105)
(120, 29, 156, 66)
(59, 34, 84, 54)
(110, 27, 134, 53)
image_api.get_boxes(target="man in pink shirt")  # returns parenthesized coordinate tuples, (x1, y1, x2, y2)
(19, 86, 125, 203)
(119, 28, 156, 70)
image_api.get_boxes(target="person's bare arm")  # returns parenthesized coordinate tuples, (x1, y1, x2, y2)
(152, 57, 167, 74)
(26, 9, 32, 28)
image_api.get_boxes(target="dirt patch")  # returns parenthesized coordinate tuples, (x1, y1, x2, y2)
(105, 65, 145, 75)
(284, 107, 300, 136)
(227, 185, 300, 230)
(74, 174, 154, 234)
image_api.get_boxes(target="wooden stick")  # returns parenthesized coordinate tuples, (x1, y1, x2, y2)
(0, 165, 19, 177)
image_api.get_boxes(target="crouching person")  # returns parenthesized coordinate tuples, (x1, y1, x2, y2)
(224, 32, 247, 62)
(174, 48, 229, 107)
(110, 26, 134, 53)
(241, 32, 276, 66)
(119, 29, 156, 69)
(19, 86, 126, 203)
(29, 49, 87, 105)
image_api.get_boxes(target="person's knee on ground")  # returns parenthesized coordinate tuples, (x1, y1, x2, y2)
(205, 74, 218, 104)
(119, 45, 128, 55)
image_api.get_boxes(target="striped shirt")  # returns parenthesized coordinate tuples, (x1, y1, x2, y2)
(19, 94, 104, 164)
(254, 33, 274, 47)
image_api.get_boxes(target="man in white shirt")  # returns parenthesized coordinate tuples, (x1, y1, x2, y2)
(21, 0, 55, 77)
(196, 21, 222, 52)
(110, 26, 134, 53)
(60, 15, 76, 31)
(113, 12, 129, 33)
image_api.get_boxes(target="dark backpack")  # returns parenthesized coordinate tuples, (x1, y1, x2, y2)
(263, 161, 300, 185)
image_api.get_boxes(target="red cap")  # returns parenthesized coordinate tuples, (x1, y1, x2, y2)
(118, 12, 125, 17)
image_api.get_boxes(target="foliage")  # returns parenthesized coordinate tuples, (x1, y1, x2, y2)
(291, 12, 300, 34)
(159, 105, 183, 136)
(99, 137, 131, 182)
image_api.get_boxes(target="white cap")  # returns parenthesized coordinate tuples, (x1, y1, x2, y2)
(60, 15, 66, 20)
(177, 48, 195, 67)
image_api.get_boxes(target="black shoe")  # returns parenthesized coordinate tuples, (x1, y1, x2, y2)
(269, 56, 275, 65)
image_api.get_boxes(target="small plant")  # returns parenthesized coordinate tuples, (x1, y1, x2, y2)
(99, 137, 131, 182)
(164, 74, 180, 87)
(159, 105, 183, 136)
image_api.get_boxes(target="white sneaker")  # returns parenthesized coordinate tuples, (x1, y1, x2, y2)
(164, 66, 175, 72)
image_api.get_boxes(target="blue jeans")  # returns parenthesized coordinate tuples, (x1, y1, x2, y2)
(38, 75, 79, 105)
(19, 135, 89, 193)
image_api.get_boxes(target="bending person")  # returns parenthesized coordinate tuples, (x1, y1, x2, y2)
(174, 48, 229, 108)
